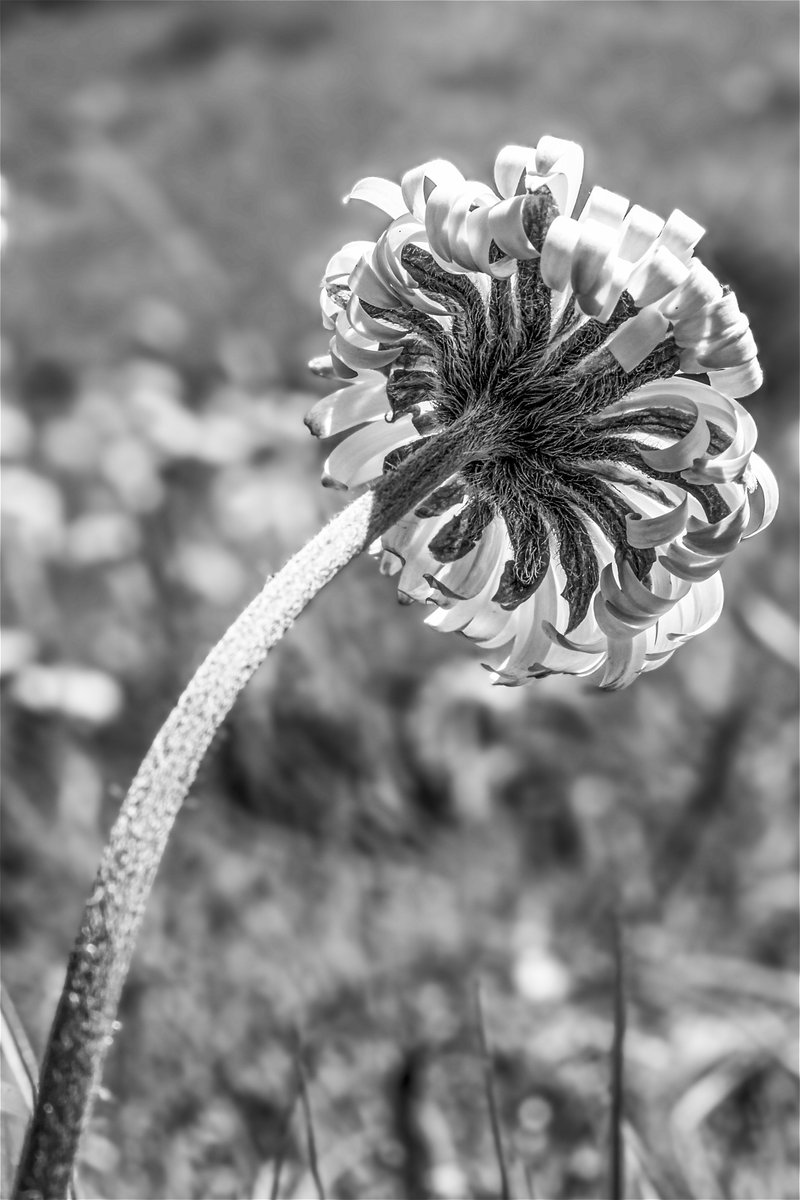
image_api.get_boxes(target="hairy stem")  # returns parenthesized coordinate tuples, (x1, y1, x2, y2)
(14, 430, 465, 1200)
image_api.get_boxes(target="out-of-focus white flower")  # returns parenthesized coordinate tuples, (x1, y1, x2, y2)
(307, 137, 778, 687)
(10, 664, 123, 725)
(0, 628, 39, 678)
(64, 512, 141, 566)
(1, 468, 66, 558)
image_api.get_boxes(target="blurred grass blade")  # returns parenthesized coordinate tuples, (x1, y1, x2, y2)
(475, 980, 511, 1200)
(2, 984, 37, 1199)
(295, 1049, 325, 1200)
(523, 1160, 539, 1199)
(269, 1077, 300, 1200)
(623, 1120, 663, 1200)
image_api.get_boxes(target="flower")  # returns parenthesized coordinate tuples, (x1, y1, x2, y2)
(306, 136, 778, 688)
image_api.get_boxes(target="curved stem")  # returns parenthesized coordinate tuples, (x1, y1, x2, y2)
(14, 431, 465, 1200)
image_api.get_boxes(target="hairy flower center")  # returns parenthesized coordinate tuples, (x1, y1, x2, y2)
(366, 244, 689, 626)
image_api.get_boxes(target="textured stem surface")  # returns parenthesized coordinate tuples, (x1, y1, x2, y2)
(15, 431, 464, 1200)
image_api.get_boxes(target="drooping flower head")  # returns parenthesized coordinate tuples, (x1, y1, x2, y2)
(307, 137, 777, 688)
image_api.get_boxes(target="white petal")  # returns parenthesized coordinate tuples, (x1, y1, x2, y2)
(488, 195, 539, 260)
(616, 205, 664, 262)
(401, 159, 465, 223)
(626, 496, 690, 548)
(305, 378, 388, 438)
(707, 360, 764, 398)
(599, 634, 647, 689)
(743, 453, 779, 536)
(571, 219, 618, 298)
(533, 136, 584, 216)
(349, 254, 402, 309)
(639, 408, 710, 472)
(494, 144, 537, 198)
(660, 259, 723, 321)
(659, 573, 724, 643)
(346, 296, 406, 343)
(344, 177, 408, 221)
(606, 308, 670, 372)
(626, 246, 689, 308)
(324, 240, 376, 286)
(323, 414, 418, 488)
(697, 328, 758, 370)
(683, 500, 748, 555)
(578, 186, 629, 232)
(434, 518, 506, 600)
(659, 542, 727, 582)
(655, 209, 705, 261)
(540, 215, 581, 291)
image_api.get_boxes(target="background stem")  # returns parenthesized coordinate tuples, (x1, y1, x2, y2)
(14, 431, 464, 1200)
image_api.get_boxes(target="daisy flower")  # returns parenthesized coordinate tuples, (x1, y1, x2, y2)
(307, 136, 777, 688)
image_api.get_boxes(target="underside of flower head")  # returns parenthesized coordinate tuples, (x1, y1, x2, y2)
(306, 137, 778, 688)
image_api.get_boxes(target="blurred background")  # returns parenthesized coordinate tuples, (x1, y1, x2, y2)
(1, 3, 798, 1198)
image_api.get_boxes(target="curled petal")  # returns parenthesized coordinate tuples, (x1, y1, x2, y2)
(659, 572, 725, 643)
(606, 308, 670, 372)
(659, 542, 727, 582)
(660, 259, 723, 321)
(634, 402, 710, 471)
(683, 404, 757, 485)
(698, 327, 758, 370)
(333, 315, 403, 372)
(492, 567, 561, 677)
(598, 562, 687, 632)
(422, 182, 499, 272)
(344, 177, 408, 222)
(464, 203, 516, 277)
(324, 240, 375, 286)
(532, 136, 584, 215)
(683, 499, 748, 554)
(305, 377, 388, 437)
(323, 413, 419, 489)
(655, 209, 705, 261)
(435, 518, 506, 599)
(446, 182, 499, 270)
(742, 453, 779, 536)
(707, 359, 764, 398)
(617, 205, 664, 262)
(494, 144, 537, 199)
(599, 633, 648, 689)
(571, 219, 618, 298)
(350, 255, 403, 309)
(401, 159, 465, 222)
(578, 185, 629, 232)
(331, 335, 401, 373)
(705, 292, 746, 339)
(626, 496, 690, 548)
(372, 221, 448, 314)
(488, 195, 540, 260)
(543, 621, 605, 655)
(470, 606, 521, 649)
(614, 379, 739, 430)
(540, 215, 581, 291)
(308, 353, 337, 379)
(347, 296, 407, 343)
(626, 246, 689, 308)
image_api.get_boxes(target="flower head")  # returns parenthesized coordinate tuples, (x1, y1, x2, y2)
(307, 137, 777, 687)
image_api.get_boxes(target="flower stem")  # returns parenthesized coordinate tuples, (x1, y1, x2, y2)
(14, 430, 465, 1200)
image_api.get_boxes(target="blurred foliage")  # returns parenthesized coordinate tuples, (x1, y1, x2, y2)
(1, 3, 798, 1198)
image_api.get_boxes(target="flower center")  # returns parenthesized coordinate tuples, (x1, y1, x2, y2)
(366, 244, 690, 629)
